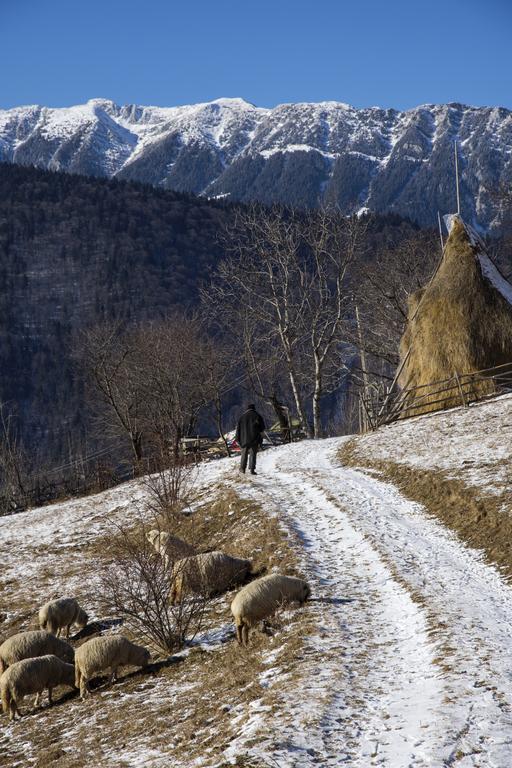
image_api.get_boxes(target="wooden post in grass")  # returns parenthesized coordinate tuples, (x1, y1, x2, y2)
(454, 371, 468, 408)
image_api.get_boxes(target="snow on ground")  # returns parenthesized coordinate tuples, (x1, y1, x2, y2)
(236, 439, 512, 766)
(349, 393, 512, 496)
(2, 399, 512, 766)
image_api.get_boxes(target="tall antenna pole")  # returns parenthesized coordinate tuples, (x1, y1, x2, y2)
(437, 210, 444, 252)
(454, 140, 461, 215)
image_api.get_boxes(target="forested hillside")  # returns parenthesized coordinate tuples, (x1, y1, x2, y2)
(0, 164, 232, 467)
(0, 162, 446, 484)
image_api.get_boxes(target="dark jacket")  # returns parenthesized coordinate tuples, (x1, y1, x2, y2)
(235, 408, 265, 448)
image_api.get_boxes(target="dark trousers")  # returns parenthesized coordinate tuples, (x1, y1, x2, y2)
(240, 442, 259, 473)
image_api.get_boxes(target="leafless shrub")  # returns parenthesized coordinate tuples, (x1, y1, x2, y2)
(141, 452, 197, 527)
(100, 517, 209, 655)
(0, 402, 29, 515)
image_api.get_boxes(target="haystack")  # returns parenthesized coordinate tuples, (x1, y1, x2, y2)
(398, 214, 512, 414)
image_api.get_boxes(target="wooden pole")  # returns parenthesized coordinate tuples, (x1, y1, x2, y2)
(437, 211, 444, 252)
(376, 347, 411, 420)
(355, 305, 370, 391)
(455, 141, 461, 216)
(454, 370, 467, 408)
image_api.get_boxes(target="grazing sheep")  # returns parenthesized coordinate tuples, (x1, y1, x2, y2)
(230, 573, 311, 646)
(1, 654, 75, 720)
(74, 635, 150, 698)
(0, 631, 74, 675)
(38, 597, 88, 638)
(146, 529, 196, 569)
(170, 551, 252, 603)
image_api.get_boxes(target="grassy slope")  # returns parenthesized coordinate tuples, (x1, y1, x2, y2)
(0, 472, 311, 767)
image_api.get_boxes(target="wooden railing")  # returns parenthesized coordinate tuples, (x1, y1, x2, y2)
(359, 362, 512, 431)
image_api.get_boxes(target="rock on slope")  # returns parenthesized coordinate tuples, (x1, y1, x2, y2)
(2, 97, 512, 228)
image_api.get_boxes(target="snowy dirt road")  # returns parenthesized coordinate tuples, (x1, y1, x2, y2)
(2, 435, 512, 768)
(235, 439, 512, 768)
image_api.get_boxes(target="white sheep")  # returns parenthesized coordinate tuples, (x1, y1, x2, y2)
(146, 529, 196, 569)
(0, 630, 74, 675)
(1, 654, 75, 720)
(230, 573, 311, 645)
(38, 597, 88, 638)
(170, 550, 252, 603)
(74, 635, 150, 698)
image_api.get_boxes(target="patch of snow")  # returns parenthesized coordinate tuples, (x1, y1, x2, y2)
(352, 392, 512, 495)
(259, 143, 336, 160)
(478, 253, 512, 305)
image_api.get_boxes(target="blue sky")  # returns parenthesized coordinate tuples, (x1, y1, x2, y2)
(2, 0, 511, 110)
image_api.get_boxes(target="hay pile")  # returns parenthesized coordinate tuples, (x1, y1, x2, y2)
(398, 214, 512, 414)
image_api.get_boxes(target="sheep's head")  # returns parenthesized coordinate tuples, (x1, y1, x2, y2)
(133, 645, 151, 667)
(61, 643, 75, 663)
(146, 530, 159, 546)
(77, 609, 88, 629)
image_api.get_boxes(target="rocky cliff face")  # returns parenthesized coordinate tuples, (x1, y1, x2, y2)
(1, 97, 511, 229)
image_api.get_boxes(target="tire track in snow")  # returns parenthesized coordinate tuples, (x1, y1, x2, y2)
(242, 447, 450, 767)
(249, 439, 512, 767)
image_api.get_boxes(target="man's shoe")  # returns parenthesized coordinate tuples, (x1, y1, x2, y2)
(239, 468, 245, 474)
(250, 470, 257, 475)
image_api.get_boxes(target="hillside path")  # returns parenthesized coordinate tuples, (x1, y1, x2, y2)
(235, 438, 512, 768)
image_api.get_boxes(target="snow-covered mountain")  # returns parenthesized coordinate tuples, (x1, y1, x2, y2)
(2, 97, 512, 229)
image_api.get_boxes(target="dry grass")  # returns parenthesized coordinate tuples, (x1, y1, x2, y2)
(399, 216, 512, 413)
(0, 486, 311, 767)
(340, 440, 512, 581)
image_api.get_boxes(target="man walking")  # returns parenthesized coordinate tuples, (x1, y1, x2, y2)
(235, 404, 265, 475)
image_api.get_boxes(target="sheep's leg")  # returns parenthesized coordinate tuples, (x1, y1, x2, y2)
(241, 623, 250, 646)
(9, 698, 20, 721)
(47, 687, 53, 706)
(235, 623, 243, 645)
(65, 625, 70, 639)
(34, 691, 41, 707)
(79, 675, 89, 700)
(110, 666, 118, 683)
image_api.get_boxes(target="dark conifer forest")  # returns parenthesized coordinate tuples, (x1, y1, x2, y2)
(0, 163, 233, 467)
(0, 162, 446, 488)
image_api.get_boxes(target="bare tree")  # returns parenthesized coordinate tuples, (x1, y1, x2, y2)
(204, 205, 363, 437)
(81, 313, 215, 468)
(202, 291, 292, 435)
(133, 314, 207, 458)
(351, 231, 439, 372)
(298, 210, 364, 437)
(81, 321, 145, 462)
(209, 206, 310, 430)
(198, 335, 239, 455)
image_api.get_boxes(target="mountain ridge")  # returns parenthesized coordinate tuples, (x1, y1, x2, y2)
(2, 97, 512, 229)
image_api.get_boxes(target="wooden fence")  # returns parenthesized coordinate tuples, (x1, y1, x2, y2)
(359, 362, 512, 432)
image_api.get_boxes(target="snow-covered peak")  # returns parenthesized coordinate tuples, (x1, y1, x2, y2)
(1, 97, 512, 229)
(210, 96, 259, 109)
